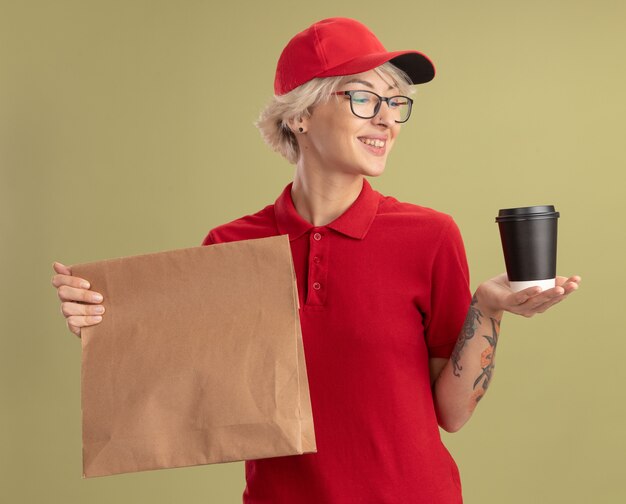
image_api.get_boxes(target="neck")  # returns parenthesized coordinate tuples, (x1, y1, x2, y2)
(291, 163, 365, 227)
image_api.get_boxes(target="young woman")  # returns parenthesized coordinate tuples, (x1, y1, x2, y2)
(51, 17, 580, 503)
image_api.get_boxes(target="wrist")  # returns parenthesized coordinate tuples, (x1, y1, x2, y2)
(475, 284, 504, 320)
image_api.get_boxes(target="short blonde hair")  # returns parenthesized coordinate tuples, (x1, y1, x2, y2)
(255, 62, 414, 164)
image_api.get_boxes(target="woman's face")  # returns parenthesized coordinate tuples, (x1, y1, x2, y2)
(298, 69, 403, 177)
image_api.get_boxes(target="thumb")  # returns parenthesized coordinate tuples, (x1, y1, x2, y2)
(515, 286, 542, 304)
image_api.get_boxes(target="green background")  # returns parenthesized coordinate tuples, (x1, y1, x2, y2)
(2, 0, 624, 502)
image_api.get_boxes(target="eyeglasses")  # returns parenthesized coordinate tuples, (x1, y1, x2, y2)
(332, 90, 413, 123)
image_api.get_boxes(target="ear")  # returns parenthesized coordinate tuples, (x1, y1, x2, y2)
(286, 115, 309, 134)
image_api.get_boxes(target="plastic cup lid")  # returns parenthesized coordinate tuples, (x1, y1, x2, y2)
(495, 205, 560, 223)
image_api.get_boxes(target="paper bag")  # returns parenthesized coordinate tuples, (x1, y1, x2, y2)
(71, 234, 316, 478)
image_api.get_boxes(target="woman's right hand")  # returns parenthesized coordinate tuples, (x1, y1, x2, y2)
(51, 261, 105, 338)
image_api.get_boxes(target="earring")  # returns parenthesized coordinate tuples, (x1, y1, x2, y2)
(298, 127, 304, 133)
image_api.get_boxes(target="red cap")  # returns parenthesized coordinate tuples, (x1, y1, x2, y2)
(274, 17, 436, 95)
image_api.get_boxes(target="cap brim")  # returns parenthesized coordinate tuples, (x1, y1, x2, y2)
(317, 50, 435, 85)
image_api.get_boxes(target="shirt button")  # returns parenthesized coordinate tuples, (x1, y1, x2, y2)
(313, 282, 321, 290)
(313, 232, 322, 241)
(313, 256, 320, 264)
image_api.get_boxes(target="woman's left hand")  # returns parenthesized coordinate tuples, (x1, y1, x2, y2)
(476, 273, 581, 318)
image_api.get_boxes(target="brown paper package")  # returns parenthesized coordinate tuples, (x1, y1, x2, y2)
(71, 235, 316, 478)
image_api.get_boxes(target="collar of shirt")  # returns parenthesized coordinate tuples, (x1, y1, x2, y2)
(274, 178, 381, 242)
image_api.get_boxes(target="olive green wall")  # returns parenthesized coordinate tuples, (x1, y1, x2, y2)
(2, 0, 624, 502)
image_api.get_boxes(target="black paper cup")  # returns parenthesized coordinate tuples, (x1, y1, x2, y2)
(495, 205, 559, 292)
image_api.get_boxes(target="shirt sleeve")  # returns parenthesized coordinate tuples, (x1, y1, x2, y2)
(424, 216, 472, 359)
(201, 230, 217, 246)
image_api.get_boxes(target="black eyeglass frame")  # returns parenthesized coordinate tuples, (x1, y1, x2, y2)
(331, 90, 414, 123)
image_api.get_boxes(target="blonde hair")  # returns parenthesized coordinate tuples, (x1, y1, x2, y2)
(255, 62, 414, 164)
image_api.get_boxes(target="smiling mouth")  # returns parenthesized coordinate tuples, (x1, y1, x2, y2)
(358, 137, 386, 148)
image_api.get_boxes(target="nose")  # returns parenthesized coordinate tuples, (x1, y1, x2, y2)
(373, 101, 395, 128)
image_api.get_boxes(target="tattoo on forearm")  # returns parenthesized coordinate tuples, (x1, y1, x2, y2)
(450, 294, 482, 377)
(472, 317, 501, 404)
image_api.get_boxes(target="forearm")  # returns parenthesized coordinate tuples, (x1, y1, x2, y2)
(432, 288, 503, 432)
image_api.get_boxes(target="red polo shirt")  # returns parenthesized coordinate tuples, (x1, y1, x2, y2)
(202, 178, 471, 503)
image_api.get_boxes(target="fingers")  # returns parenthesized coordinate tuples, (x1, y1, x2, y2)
(533, 291, 570, 314)
(556, 275, 582, 287)
(513, 286, 543, 306)
(516, 283, 577, 316)
(66, 320, 82, 338)
(527, 288, 565, 309)
(52, 262, 92, 291)
(535, 296, 564, 314)
(52, 261, 72, 276)
(52, 273, 91, 291)
(66, 314, 104, 330)
(61, 301, 105, 318)
(56, 284, 103, 303)
(52, 267, 102, 303)
(62, 301, 105, 338)
(554, 277, 580, 297)
(504, 274, 581, 318)
(516, 276, 581, 305)
(52, 261, 104, 339)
